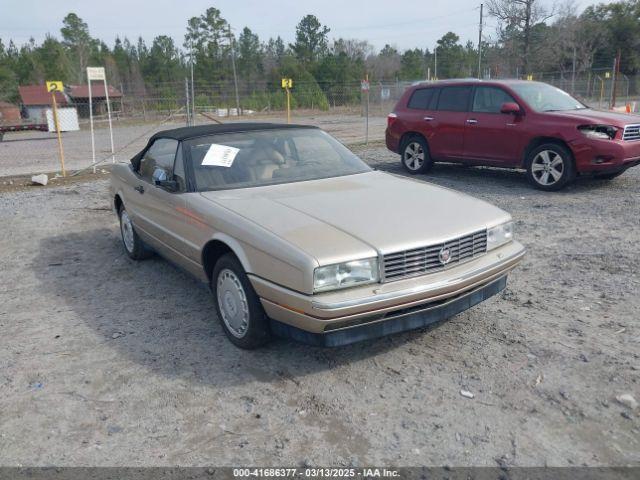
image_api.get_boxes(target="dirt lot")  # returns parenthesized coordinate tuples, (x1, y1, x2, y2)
(1, 144, 639, 467)
(0, 112, 386, 177)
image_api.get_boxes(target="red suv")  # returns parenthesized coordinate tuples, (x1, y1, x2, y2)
(386, 79, 640, 190)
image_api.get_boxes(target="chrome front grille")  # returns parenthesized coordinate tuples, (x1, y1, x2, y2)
(623, 124, 640, 141)
(382, 229, 487, 282)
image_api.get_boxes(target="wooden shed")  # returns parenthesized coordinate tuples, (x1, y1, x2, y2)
(0, 101, 21, 125)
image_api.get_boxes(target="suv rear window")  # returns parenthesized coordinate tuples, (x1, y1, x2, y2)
(407, 88, 436, 110)
(437, 86, 472, 112)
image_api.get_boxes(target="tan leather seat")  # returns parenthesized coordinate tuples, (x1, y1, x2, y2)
(240, 144, 285, 181)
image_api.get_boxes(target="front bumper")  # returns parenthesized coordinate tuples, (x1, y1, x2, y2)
(570, 136, 640, 173)
(270, 275, 507, 347)
(250, 240, 524, 340)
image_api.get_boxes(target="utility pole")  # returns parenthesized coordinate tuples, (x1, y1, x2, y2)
(185, 77, 191, 126)
(571, 46, 576, 95)
(434, 45, 438, 80)
(190, 40, 195, 124)
(477, 3, 483, 79)
(228, 25, 241, 116)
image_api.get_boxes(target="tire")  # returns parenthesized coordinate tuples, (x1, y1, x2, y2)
(211, 253, 271, 349)
(526, 143, 576, 191)
(400, 136, 433, 174)
(595, 170, 625, 180)
(118, 204, 153, 260)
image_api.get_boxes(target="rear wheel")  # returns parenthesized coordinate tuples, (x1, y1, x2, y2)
(401, 136, 433, 174)
(526, 143, 575, 191)
(211, 253, 271, 349)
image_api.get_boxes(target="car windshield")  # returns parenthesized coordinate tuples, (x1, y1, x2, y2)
(184, 128, 371, 191)
(511, 82, 587, 112)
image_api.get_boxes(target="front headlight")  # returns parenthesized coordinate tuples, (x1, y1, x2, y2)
(578, 125, 617, 140)
(487, 221, 514, 251)
(313, 258, 379, 293)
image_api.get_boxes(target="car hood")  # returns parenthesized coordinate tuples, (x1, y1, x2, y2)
(548, 108, 640, 127)
(199, 171, 511, 264)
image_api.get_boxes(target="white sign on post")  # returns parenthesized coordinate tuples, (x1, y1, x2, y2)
(87, 67, 106, 81)
(87, 66, 114, 172)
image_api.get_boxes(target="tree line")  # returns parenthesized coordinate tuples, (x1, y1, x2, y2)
(0, 0, 638, 106)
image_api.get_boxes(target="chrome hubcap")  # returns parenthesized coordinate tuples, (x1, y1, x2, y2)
(120, 210, 135, 253)
(403, 142, 425, 170)
(216, 269, 249, 338)
(532, 150, 564, 185)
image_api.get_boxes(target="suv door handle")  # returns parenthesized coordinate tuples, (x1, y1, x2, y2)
(466, 119, 478, 124)
(423, 116, 434, 121)
(134, 185, 145, 194)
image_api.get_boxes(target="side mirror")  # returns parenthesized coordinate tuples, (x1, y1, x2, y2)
(152, 168, 178, 191)
(152, 167, 168, 183)
(500, 102, 521, 115)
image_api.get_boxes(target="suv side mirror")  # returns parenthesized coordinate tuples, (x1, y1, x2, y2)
(500, 102, 521, 115)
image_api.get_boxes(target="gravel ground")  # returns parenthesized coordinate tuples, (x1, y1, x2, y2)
(1, 145, 639, 467)
(0, 113, 385, 177)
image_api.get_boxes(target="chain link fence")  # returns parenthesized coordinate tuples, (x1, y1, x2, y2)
(1, 74, 639, 178)
(532, 70, 639, 110)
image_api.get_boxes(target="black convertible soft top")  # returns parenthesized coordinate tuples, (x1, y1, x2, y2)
(131, 122, 318, 169)
(149, 122, 318, 142)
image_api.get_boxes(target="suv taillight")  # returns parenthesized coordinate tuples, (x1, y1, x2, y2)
(387, 112, 398, 128)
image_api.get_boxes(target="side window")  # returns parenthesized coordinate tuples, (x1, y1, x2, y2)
(428, 88, 440, 109)
(472, 87, 516, 113)
(437, 86, 472, 112)
(407, 89, 434, 110)
(173, 145, 186, 191)
(139, 138, 179, 182)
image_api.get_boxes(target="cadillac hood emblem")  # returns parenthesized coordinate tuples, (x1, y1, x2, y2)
(438, 246, 452, 265)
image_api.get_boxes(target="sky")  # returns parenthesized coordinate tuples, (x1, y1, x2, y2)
(1, 0, 603, 52)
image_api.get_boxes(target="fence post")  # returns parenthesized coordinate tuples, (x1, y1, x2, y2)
(365, 77, 370, 145)
(611, 54, 619, 108)
(50, 89, 66, 177)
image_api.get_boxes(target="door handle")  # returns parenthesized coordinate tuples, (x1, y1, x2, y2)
(424, 116, 434, 121)
(466, 119, 478, 124)
(134, 185, 145, 194)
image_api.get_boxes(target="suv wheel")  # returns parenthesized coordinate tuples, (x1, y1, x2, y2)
(526, 143, 575, 191)
(211, 253, 271, 349)
(401, 137, 433, 174)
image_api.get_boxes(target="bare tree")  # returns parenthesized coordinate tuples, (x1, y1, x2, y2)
(487, 0, 555, 75)
(541, 1, 604, 76)
(366, 45, 401, 81)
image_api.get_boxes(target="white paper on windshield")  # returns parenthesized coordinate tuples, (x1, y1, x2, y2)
(201, 144, 240, 167)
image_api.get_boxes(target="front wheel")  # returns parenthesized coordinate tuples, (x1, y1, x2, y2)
(401, 137, 433, 174)
(119, 205, 153, 260)
(526, 143, 575, 191)
(211, 253, 271, 349)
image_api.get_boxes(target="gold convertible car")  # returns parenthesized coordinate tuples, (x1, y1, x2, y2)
(110, 123, 525, 349)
